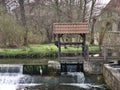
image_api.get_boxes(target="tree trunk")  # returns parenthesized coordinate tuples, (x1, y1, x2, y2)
(18, 0, 28, 46)
(89, 0, 96, 45)
(99, 22, 110, 46)
(90, 18, 96, 45)
(77, 0, 83, 21)
(89, 0, 96, 23)
(0, 0, 6, 11)
(82, 0, 87, 22)
(54, 0, 61, 22)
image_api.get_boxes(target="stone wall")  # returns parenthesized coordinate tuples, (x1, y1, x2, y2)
(103, 64, 120, 90)
(84, 60, 107, 74)
(103, 32, 120, 45)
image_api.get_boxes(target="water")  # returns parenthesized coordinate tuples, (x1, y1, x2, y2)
(0, 64, 23, 73)
(0, 65, 110, 90)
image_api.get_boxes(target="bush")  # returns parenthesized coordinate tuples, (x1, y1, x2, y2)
(0, 8, 24, 48)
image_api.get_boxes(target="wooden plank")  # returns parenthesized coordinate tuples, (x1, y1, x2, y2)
(60, 57, 84, 60)
(59, 56, 120, 64)
(60, 57, 84, 63)
(60, 42, 83, 45)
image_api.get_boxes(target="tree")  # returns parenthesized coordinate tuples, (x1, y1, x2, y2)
(89, 0, 97, 44)
(99, 22, 111, 46)
(18, 0, 28, 46)
(10, 0, 104, 44)
(82, 0, 87, 22)
(0, 7, 24, 48)
(88, 0, 105, 45)
(54, 0, 61, 22)
(0, 0, 6, 10)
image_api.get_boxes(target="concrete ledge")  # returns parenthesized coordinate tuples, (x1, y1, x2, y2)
(103, 64, 120, 90)
(84, 60, 107, 74)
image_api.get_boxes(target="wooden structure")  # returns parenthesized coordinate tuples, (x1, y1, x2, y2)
(53, 22, 89, 72)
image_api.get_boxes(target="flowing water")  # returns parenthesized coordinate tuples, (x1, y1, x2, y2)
(0, 64, 110, 90)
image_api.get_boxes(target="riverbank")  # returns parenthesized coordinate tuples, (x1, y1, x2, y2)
(0, 43, 99, 58)
(0, 58, 55, 64)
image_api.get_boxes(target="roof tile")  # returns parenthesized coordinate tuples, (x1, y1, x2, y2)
(53, 22, 89, 34)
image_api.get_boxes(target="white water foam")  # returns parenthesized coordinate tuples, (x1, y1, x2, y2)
(67, 72, 85, 83)
(0, 84, 17, 90)
(0, 73, 42, 90)
(60, 83, 104, 89)
(60, 72, 105, 89)
(0, 73, 31, 84)
(0, 83, 43, 90)
(0, 64, 44, 90)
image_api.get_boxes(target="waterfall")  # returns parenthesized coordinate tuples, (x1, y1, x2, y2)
(0, 64, 33, 90)
(0, 64, 34, 84)
(60, 72, 105, 89)
(67, 72, 85, 83)
(0, 64, 23, 74)
(76, 72, 85, 83)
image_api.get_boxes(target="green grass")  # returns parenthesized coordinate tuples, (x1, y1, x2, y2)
(0, 58, 55, 64)
(0, 44, 57, 56)
(0, 43, 100, 57)
(0, 44, 100, 64)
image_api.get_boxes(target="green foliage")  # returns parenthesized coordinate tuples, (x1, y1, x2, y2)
(0, 7, 24, 48)
(0, 44, 100, 58)
(23, 65, 48, 75)
(28, 31, 46, 44)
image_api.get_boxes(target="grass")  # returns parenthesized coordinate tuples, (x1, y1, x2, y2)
(0, 44, 100, 64)
(0, 43, 100, 58)
(0, 44, 57, 56)
(0, 58, 56, 64)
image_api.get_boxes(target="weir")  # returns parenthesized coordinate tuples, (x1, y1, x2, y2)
(0, 64, 23, 73)
(0, 63, 109, 90)
(0, 64, 32, 86)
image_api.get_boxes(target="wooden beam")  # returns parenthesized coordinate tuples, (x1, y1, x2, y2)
(60, 42, 83, 45)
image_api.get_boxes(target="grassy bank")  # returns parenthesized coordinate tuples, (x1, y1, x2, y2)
(0, 43, 100, 58)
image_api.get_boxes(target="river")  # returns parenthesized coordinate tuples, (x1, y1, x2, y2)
(0, 64, 110, 90)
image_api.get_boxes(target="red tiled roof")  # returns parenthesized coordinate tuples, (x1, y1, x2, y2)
(53, 22, 89, 34)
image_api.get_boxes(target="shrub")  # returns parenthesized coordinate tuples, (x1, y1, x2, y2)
(0, 8, 24, 48)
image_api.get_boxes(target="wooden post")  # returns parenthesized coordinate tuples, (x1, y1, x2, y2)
(58, 34, 61, 61)
(77, 63, 80, 72)
(82, 34, 86, 57)
(65, 63, 67, 73)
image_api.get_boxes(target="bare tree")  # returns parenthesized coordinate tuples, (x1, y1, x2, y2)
(10, 0, 104, 44)
(76, 0, 83, 21)
(89, 0, 97, 44)
(99, 22, 111, 46)
(18, 0, 28, 46)
(0, 0, 6, 11)
(82, 0, 87, 22)
(54, 0, 61, 22)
